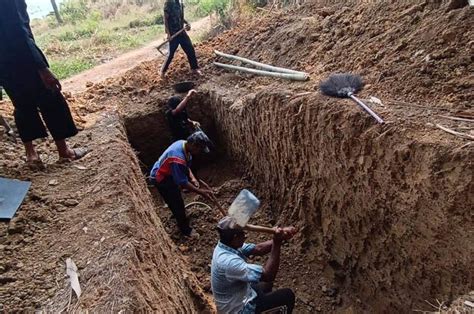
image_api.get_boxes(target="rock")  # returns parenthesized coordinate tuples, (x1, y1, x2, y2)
(7, 223, 23, 234)
(444, 0, 468, 11)
(48, 179, 59, 186)
(63, 199, 79, 207)
(401, 4, 425, 17)
(0, 275, 16, 284)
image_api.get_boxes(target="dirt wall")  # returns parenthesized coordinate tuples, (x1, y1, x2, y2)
(206, 87, 473, 312)
(0, 108, 205, 311)
(122, 94, 222, 168)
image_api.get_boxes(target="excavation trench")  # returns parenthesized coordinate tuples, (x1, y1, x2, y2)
(122, 87, 472, 313)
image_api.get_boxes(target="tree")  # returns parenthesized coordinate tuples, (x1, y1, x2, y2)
(50, 0, 63, 24)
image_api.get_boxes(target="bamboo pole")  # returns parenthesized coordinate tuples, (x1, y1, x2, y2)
(213, 62, 309, 81)
(435, 124, 474, 141)
(214, 50, 307, 75)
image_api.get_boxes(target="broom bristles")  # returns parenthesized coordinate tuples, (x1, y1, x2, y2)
(319, 73, 364, 98)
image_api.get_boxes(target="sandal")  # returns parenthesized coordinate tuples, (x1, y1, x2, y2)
(71, 147, 89, 160)
(58, 147, 89, 162)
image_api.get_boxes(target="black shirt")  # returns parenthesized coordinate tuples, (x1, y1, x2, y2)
(166, 108, 190, 141)
(0, 0, 48, 72)
(164, 0, 186, 35)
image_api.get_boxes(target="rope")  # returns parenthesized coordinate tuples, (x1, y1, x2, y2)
(185, 201, 213, 210)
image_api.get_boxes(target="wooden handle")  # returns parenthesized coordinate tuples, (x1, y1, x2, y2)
(156, 28, 186, 50)
(348, 94, 384, 124)
(244, 224, 276, 234)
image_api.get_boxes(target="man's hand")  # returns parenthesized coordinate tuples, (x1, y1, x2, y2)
(187, 89, 197, 97)
(191, 178, 200, 188)
(281, 226, 297, 240)
(198, 188, 216, 202)
(185, 23, 191, 31)
(273, 226, 297, 244)
(191, 120, 201, 130)
(38, 68, 61, 91)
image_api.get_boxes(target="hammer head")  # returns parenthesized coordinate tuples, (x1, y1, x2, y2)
(228, 189, 260, 227)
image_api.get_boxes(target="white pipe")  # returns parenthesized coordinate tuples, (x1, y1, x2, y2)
(214, 50, 307, 75)
(213, 62, 309, 81)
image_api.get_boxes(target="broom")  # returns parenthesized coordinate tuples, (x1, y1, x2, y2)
(320, 73, 384, 124)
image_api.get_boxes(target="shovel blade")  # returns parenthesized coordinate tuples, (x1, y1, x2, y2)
(228, 189, 260, 227)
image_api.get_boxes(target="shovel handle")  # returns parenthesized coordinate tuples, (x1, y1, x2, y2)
(244, 224, 276, 234)
(156, 28, 186, 51)
(348, 93, 384, 124)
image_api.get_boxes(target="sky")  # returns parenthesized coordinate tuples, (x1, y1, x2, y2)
(25, 0, 65, 19)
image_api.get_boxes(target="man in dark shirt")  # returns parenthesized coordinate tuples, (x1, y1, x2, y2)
(166, 89, 201, 141)
(161, 0, 201, 78)
(0, 0, 87, 166)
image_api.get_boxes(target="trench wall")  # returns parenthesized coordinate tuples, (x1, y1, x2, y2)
(122, 95, 221, 168)
(47, 114, 206, 312)
(207, 89, 473, 311)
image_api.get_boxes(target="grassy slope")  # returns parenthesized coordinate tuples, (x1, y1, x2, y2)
(32, 1, 204, 79)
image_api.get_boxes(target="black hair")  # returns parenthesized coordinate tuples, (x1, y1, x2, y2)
(167, 96, 183, 109)
(217, 228, 244, 246)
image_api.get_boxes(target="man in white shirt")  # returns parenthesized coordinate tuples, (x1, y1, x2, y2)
(211, 216, 297, 313)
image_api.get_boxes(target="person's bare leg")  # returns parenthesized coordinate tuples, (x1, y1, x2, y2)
(24, 141, 40, 162)
(55, 139, 75, 159)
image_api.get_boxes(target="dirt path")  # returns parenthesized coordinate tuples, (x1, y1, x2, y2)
(62, 16, 211, 94)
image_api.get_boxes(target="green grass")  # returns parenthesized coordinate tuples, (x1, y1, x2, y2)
(29, 0, 220, 80)
(49, 58, 96, 80)
(32, 5, 166, 80)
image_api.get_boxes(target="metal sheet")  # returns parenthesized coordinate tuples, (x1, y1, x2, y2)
(0, 177, 31, 220)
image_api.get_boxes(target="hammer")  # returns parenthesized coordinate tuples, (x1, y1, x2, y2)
(155, 28, 186, 56)
(201, 184, 277, 234)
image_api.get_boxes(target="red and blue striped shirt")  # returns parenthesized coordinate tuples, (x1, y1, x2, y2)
(150, 140, 191, 185)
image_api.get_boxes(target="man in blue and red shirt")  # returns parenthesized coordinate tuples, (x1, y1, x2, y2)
(150, 131, 215, 237)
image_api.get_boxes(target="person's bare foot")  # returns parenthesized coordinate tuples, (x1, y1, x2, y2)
(24, 141, 40, 162)
(26, 151, 40, 163)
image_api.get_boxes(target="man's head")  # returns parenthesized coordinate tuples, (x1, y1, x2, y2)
(186, 131, 212, 155)
(167, 96, 183, 110)
(217, 216, 246, 248)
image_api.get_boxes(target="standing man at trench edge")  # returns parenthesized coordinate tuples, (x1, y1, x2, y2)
(161, 0, 202, 78)
(150, 131, 215, 238)
(0, 0, 88, 167)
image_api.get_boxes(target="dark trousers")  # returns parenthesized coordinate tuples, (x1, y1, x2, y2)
(161, 32, 199, 74)
(155, 176, 192, 236)
(0, 66, 77, 143)
(253, 282, 295, 314)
